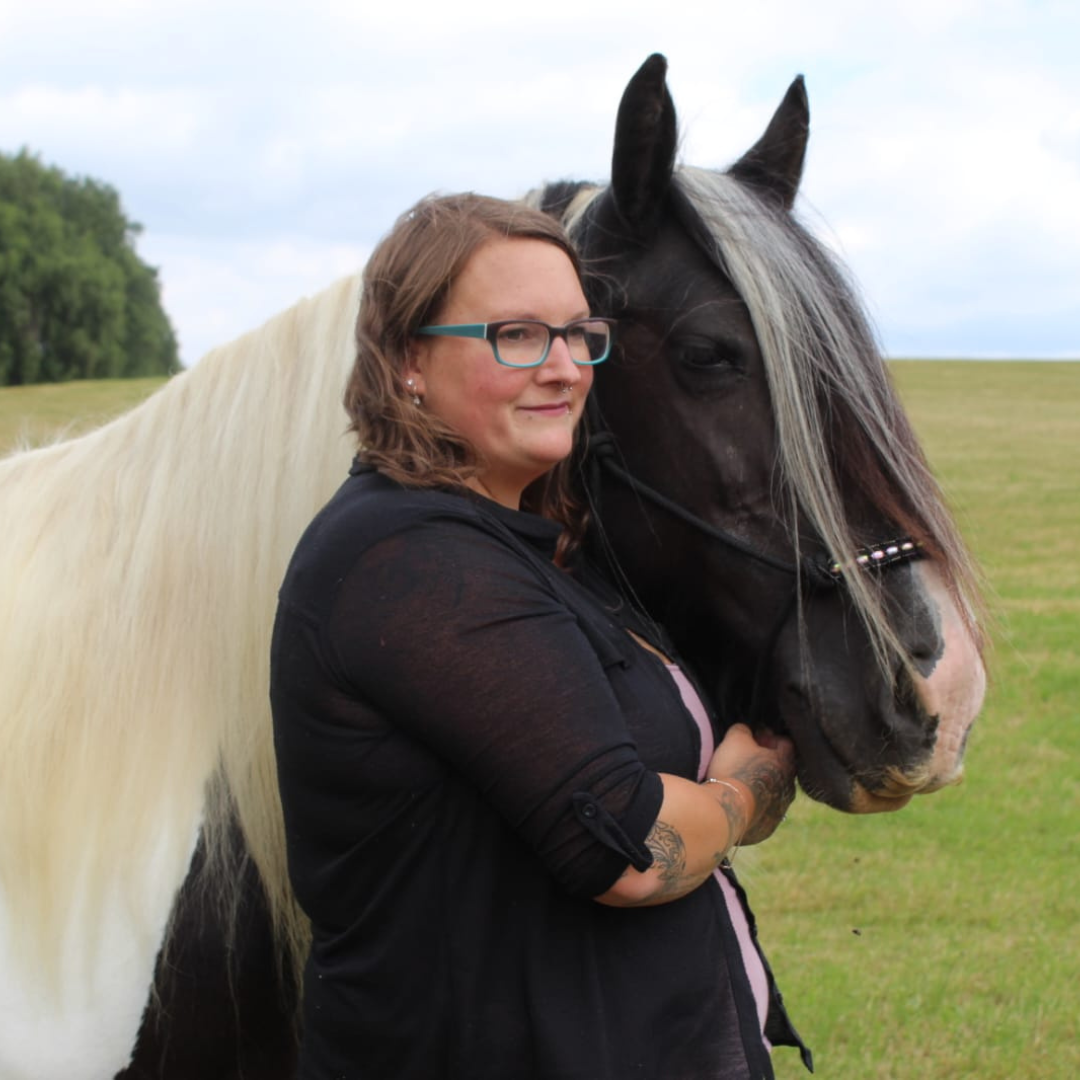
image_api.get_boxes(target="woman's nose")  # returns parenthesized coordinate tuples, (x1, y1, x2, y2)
(542, 335, 579, 379)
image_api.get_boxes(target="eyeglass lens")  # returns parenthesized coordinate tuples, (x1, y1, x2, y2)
(494, 320, 610, 367)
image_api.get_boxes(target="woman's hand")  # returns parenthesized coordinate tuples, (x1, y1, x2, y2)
(707, 724, 797, 845)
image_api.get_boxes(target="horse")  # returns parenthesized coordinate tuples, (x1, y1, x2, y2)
(0, 54, 985, 1080)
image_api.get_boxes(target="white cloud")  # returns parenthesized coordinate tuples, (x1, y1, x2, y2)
(138, 234, 370, 366)
(2, 85, 206, 156)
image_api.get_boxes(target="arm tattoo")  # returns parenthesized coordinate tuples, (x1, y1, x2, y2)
(643, 819, 687, 898)
(712, 785, 749, 844)
(732, 759, 793, 835)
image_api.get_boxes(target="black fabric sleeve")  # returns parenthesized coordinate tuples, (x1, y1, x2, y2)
(319, 512, 663, 898)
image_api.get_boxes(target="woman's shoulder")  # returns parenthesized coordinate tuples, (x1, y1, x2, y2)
(329, 470, 459, 540)
(278, 465, 563, 624)
(287, 464, 527, 581)
(279, 467, 495, 615)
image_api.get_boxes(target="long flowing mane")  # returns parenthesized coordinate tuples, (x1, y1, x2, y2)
(557, 167, 984, 676)
(0, 273, 360, 993)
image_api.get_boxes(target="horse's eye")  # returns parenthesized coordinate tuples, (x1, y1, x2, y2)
(677, 344, 740, 371)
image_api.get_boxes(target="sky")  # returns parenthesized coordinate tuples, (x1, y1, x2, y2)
(2, 0, 1077, 367)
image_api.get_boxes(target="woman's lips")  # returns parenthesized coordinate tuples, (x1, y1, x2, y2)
(520, 403, 572, 417)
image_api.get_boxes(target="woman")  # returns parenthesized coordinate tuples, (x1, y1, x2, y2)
(271, 193, 808, 1079)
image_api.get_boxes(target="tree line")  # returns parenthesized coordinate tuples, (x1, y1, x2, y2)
(0, 150, 180, 385)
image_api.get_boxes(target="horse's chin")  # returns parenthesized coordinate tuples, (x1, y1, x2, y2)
(795, 767, 915, 814)
(795, 750, 965, 813)
(848, 757, 969, 811)
(847, 783, 914, 814)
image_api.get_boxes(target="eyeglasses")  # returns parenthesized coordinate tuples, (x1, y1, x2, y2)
(416, 318, 616, 368)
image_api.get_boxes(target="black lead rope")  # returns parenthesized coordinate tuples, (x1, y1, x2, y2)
(584, 427, 839, 588)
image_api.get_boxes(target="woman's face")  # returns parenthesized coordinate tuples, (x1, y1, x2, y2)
(409, 237, 594, 509)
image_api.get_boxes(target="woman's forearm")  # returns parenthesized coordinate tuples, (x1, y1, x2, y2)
(594, 773, 752, 907)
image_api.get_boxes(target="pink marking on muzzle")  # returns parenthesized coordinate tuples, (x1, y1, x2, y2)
(909, 563, 987, 792)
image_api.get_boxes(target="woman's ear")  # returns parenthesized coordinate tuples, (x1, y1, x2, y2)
(403, 344, 427, 400)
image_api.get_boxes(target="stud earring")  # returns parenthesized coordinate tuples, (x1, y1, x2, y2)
(405, 378, 422, 407)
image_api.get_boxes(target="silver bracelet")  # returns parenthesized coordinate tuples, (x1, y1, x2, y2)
(703, 777, 745, 802)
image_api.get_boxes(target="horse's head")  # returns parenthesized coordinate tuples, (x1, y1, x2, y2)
(538, 55, 986, 813)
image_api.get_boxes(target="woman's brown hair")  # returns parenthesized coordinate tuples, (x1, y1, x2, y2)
(344, 192, 590, 552)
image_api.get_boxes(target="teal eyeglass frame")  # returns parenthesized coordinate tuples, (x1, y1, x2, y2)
(416, 318, 617, 368)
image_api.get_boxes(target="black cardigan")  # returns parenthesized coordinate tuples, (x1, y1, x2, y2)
(271, 465, 807, 1079)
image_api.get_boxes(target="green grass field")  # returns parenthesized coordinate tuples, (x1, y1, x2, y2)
(761, 362, 1079, 1079)
(2, 362, 1076, 1077)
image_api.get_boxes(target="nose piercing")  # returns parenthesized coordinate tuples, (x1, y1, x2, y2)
(558, 383, 571, 395)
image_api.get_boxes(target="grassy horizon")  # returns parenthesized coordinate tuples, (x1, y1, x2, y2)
(2, 362, 1077, 1077)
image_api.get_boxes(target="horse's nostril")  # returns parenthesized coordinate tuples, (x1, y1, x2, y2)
(908, 633, 941, 666)
(901, 592, 945, 674)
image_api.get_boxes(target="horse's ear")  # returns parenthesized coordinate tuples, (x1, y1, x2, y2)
(728, 76, 809, 210)
(610, 53, 677, 239)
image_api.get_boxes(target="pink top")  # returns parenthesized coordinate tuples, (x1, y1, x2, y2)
(665, 663, 773, 1051)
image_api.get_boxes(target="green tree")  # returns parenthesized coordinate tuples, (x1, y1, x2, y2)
(0, 150, 180, 385)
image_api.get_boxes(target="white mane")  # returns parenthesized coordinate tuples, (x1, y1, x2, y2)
(0, 272, 360, 1077)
